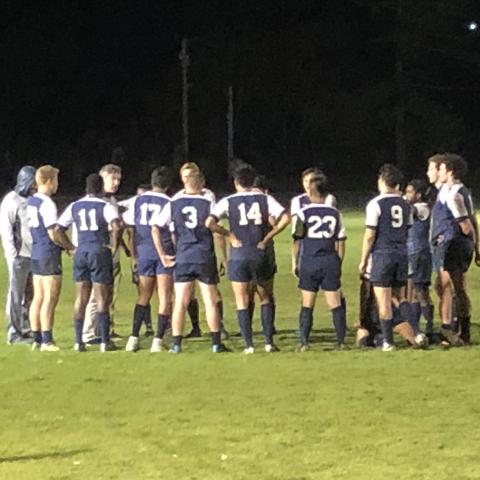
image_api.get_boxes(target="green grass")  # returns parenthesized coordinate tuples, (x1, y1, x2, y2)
(1, 211, 480, 479)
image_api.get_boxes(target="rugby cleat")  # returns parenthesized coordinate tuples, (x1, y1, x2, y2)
(296, 344, 310, 353)
(382, 341, 395, 352)
(31, 341, 41, 351)
(100, 342, 118, 352)
(40, 342, 60, 352)
(212, 343, 231, 353)
(414, 333, 428, 348)
(264, 344, 280, 353)
(169, 344, 182, 354)
(185, 327, 202, 338)
(74, 342, 87, 352)
(243, 346, 254, 354)
(150, 337, 165, 353)
(125, 335, 140, 352)
(335, 343, 349, 351)
(440, 327, 464, 347)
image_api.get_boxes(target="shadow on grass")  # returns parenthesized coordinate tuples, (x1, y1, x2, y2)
(0, 448, 92, 463)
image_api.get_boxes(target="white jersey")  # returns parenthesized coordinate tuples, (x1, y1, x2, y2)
(173, 187, 216, 204)
(0, 191, 32, 259)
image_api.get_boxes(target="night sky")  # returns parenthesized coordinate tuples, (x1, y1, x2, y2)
(2, 0, 480, 193)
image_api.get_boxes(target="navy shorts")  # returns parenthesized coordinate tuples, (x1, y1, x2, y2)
(228, 254, 264, 283)
(74, 249, 113, 285)
(408, 248, 432, 286)
(444, 237, 474, 274)
(174, 261, 219, 285)
(31, 252, 62, 276)
(432, 241, 448, 273)
(137, 257, 173, 277)
(256, 246, 277, 283)
(370, 251, 408, 288)
(298, 254, 341, 292)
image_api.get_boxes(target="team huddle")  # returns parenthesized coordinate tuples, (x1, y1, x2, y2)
(0, 153, 477, 353)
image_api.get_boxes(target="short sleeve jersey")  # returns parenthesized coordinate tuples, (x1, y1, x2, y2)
(27, 193, 61, 260)
(293, 203, 346, 257)
(123, 191, 174, 260)
(58, 196, 119, 252)
(407, 202, 430, 255)
(365, 193, 412, 254)
(290, 193, 337, 234)
(156, 192, 215, 264)
(211, 191, 285, 261)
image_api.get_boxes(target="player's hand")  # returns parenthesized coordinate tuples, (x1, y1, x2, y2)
(161, 254, 176, 268)
(124, 246, 132, 258)
(219, 259, 227, 276)
(257, 241, 266, 251)
(292, 264, 299, 278)
(131, 258, 138, 272)
(358, 260, 367, 275)
(229, 233, 242, 248)
(67, 248, 76, 257)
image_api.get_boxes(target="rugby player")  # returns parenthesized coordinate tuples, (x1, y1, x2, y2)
(206, 166, 290, 353)
(292, 172, 347, 350)
(359, 164, 414, 351)
(27, 165, 74, 351)
(57, 174, 121, 352)
(124, 167, 174, 352)
(156, 170, 227, 353)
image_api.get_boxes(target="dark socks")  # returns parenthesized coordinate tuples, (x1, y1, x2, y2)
(459, 316, 471, 343)
(187, 299, 200, 329)
(74, 318, 84, 344)
(422, 304, 434, 334)
(172, 335, 183, 347)
(399, 301, 417, 334)
(261, 304, 274, 345)
(217, 300, 223, 322)
(332, 306, 346, 344)
(380, 319, 393, 344)
(237, 309, 253, 348)
(341, 296, 347, 319)
(132, 304, 147, 337)
(248, 300, 255, 321)
(156, 314, 170, 339)
(41, 330, 53, 344)
(97, 312, 110, 344)
(211, 331, 221, 346)
(299, 307, 313, 346)
(144, 304, 152, 329)
(32, 331, 42, 344)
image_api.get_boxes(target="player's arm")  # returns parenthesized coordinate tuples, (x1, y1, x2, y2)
(151, 203, 176, 267)
(109, 219, 122, 257)
(450, 193, 474, 237)
(206, 197, 242, 247)
(336, 213, 347, 264)
(214, 233, 228, 275)
(43, 200, 75, 252)
(359, 200, 379, 274)
(258, 195, 291, 248)
(55, 203, 76, 254)
(0, 197, 19, 258)
(291, 210, 305, 277)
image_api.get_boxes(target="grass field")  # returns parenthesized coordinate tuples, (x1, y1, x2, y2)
(2, 211, 480, 480)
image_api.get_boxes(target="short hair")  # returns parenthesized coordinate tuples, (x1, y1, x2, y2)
(442, 153, 468, 181)
(378, 163, 404, 189)
(35, 165, 59, 186)
(252, 174, 269, 192)
(407, 179, 428, 201)
(86, 173, 103, 195)
(302, 166, 323, 178)
(137, 183, 150, 191)
(185, 171, 205, 190)
(151, 167, 172, 190)
(179, 162, 200, 174)
(234, 166, 256, 188)
(99, 164, 122, 176)
(427, 154, 446, 169)
(309, 173, 329, 197)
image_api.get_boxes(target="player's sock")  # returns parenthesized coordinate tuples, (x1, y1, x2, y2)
(144, 304, 152, 329)
(341, 296, 347, 319)
(422, 304, 434, 334)
(187, 299, 200, 330)
(261, 303, 274, 345)
(459, 316, 471, 343)
(272, 296, 277, 332)
(248, 300, 255, 321)
(379, 319, 393, 344)
(299, 307, 313, 345)
(211, 331, 221, 346)
(97, 312, 110, 344)
(172, 335, 183, 347)
(156, 314, 170, 339)
(217, 300, 223, 321)
(402, 301, 419, 335)
(41, 330, 53, 344)
(332, 305, 346, 344)
(74, 318, 84, 344)
(237, 309, 253, 348)
(452, 302, 459, 333)
(132, 304, 147, 337)
(32, 330, 42, 344)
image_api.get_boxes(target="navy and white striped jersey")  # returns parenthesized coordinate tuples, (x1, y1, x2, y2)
(293, 203, 346, 257)
(27, 193, 61, 260)
(365, 193, 412, 254)
(156, 192, 215, 264)
(58, 196, 119, 252)
(211, 191, 285, 261)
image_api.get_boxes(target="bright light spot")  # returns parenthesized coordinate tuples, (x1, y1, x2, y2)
(467, 21, 478, 31)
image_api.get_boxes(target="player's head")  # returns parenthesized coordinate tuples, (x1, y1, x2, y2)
(405, 179, 427, 204)
(302, 167, 323, 194)
(99, 164, 122, 194)
(233, 166, 256, 191)
(252, 174, 269, 193)
(86, 173, 103, 196)
(151, 167, 172, 192)
(309, 173, 329, 199)
(184, 171, 205, 192)
(377, 163, 403, 193)
(440, 153, 468, 183)
(426, 154, 445, 185)
(179, 162, 200, 185)
(35, 165, 59, 195)
(136, 183, 150, 195)
(15, 165, 36, 197)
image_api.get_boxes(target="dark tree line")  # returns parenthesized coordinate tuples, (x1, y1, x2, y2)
(1, 0, 480, 194)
